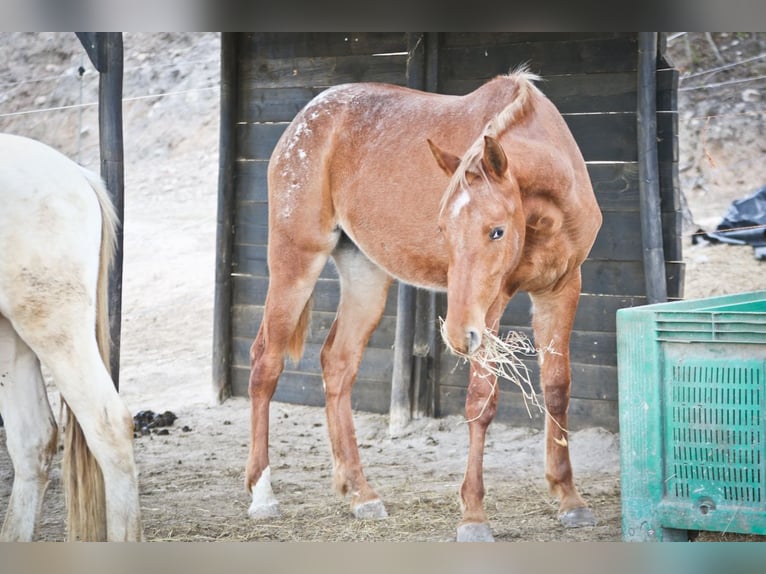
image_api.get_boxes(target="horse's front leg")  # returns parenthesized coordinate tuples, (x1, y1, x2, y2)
(455, 297, 508, 542)
(456, 361, 499, 542)
(530, 271, 596, 527)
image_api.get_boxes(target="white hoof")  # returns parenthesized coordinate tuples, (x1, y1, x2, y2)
(456, 522, 494, 542)
(248, 499, 281, 519)
(353, 499, 388, 519)
(248, 466, 281, 519)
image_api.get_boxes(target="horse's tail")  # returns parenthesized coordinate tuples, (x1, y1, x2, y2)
(62, 168, 119, 541)
(286, 294, 314, 364)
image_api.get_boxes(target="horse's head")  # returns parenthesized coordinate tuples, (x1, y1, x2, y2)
(429, 135, 526, 356)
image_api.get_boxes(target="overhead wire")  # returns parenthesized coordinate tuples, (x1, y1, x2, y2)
(0, 42, 220, 119)
(680, 52, 766, 81)
(680, 74, 766, 92)
(0, 85, 219, 119)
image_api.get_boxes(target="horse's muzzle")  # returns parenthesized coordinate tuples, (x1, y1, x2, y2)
(442, 319, 483, 357)
(466, 328, 482, 355)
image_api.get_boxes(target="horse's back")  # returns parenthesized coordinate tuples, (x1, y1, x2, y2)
(266, 76, 600, 290)
(270, 76, 590, 206)
(0, 134, 100, 225)
(276, 81, 498, 155)
(0, 134, 103, 328)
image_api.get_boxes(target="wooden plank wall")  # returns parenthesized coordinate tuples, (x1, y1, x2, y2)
(228, 33, 408, 412)
(223, 32, 681, 432)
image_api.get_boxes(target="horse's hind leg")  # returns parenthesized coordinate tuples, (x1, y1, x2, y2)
(530, 271, 596, 527)
(11, 310, 141, 541)
(321, 241, 392, 518)
(40, 341, 140, 540)
(0, 317, 58, 541)
(246, 244, 333, 519)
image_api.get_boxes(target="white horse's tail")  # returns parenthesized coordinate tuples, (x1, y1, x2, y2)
(62, 168, 119, 541)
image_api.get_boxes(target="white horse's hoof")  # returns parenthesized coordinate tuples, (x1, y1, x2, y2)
(559, 506, 597, 527)
(456, 522, 494, 542)
(353, 499, 388, 519)
(248, 500, 280, 519)
(248, 466, 280, 519)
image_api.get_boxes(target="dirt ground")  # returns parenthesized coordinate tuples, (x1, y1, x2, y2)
(1, 33, 765, 542)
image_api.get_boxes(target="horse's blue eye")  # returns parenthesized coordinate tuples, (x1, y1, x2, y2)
(489, 227, 504, 240)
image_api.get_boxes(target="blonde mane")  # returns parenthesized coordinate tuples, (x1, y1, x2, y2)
(439, 67, 542, 216)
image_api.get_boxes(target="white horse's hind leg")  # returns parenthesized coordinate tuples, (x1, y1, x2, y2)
(0, 317, 58, 542)
(10, 303, 141, 541)
(40, 341, 141, 541)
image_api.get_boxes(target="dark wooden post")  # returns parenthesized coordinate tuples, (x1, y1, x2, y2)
(389, 33, 426, 434)
(212, 33, 239, 403)
(77, 32, 125, 388)
(390, 33, 443, 431)
(389, 283, 416, 434)
(411, 33, 441, 420)
(637, 32, 668, 304)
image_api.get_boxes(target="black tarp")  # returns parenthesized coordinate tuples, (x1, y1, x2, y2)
(697, 186, 766, 260)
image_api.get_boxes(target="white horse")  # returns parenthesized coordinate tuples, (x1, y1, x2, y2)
(0, 133, 141, 541)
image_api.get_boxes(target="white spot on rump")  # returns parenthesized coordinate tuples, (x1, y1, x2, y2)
(279, 181, 301, 219)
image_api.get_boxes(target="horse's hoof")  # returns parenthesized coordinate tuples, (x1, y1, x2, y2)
(248, 500, 280, 519)
(456, 522, 494, 542)
(353, 498, 388, 519)
(248, 466, 280, 519)
(559, 506, 597, 528)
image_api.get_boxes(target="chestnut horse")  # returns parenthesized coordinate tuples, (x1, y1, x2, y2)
(0, 134, 141, 541)
(246, 70, 602, 541)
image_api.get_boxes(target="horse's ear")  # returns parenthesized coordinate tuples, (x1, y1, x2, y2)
(427, 139, 461, 176)
(482, 136, 508, 180)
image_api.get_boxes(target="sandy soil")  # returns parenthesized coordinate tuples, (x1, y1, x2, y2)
(0, 32, 764, 542)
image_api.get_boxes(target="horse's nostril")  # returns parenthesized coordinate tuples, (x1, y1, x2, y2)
(467, 329, 482, 355)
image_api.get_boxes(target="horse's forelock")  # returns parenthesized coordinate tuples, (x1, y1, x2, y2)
(439, 145, 486, 217)
(438, 71, 538, 217)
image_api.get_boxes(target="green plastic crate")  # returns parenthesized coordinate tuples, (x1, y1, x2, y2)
(618, 290, 766, 541)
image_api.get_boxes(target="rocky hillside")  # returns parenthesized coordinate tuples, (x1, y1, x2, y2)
(667, 32, 766, 230)
(0, 32, 221, 173)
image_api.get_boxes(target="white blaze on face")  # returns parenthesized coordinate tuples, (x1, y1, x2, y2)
(451, 190, 471, 219)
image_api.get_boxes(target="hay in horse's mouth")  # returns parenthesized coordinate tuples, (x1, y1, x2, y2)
(440, 319, 567, 436)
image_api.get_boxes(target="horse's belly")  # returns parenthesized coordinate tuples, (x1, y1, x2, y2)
(338, 221, 449, 291)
